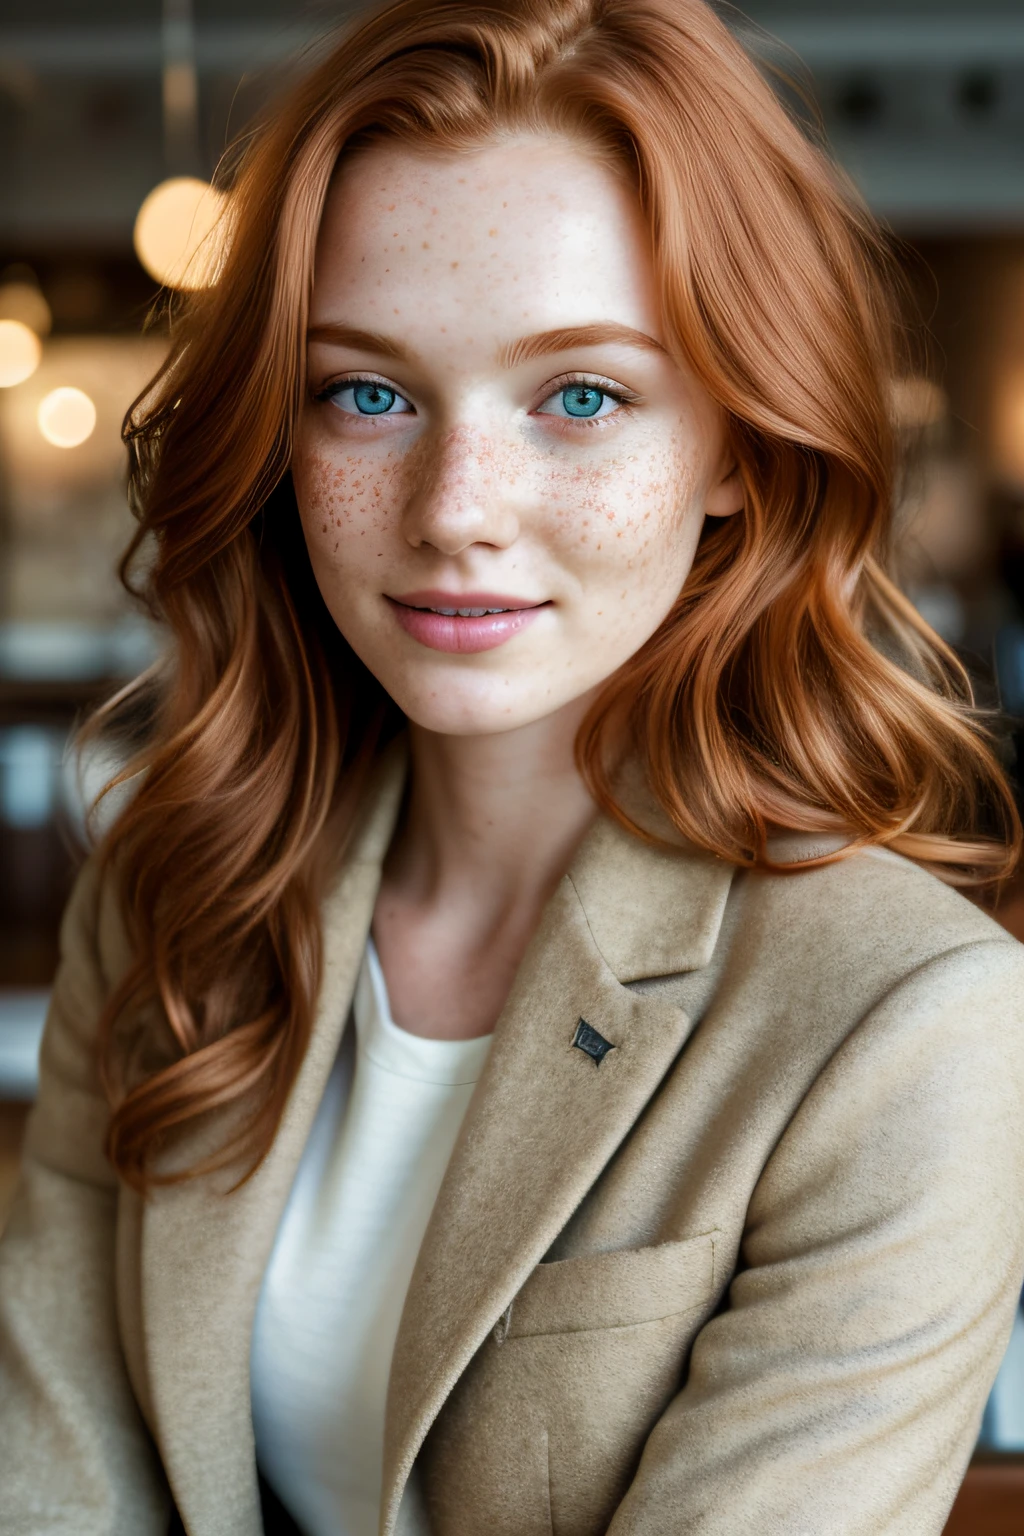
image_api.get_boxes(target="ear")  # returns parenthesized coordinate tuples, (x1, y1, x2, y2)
(703, 460, 745, 519)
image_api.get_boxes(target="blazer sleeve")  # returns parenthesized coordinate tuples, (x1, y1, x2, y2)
(607, 937, 1024, 1536)
(0, 856, 170, 1536)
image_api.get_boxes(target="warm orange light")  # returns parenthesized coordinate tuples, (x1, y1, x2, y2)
(37, 386, 97, 448)
(995, 368, 1024, 486)
(0, 320, 42, 387)
(0, 281, 52, 337)
(133, 177, 228, 290)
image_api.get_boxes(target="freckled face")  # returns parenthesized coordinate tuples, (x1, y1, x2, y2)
(293, 135, 740, 736)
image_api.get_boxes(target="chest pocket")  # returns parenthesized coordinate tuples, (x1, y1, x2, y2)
(421, 1232, 723, 1536)
(501, 1230, 719, 1340)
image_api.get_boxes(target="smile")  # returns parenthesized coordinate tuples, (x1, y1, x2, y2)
(386, 592, 549, 655)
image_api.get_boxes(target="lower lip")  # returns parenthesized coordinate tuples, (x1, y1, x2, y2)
(387, 599, 547, 654)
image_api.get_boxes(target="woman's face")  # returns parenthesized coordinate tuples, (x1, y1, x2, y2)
(294, 134, 741, 737)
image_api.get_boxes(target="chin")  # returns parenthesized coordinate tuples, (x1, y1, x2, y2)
(383, 677, 583, 740)
(396, 699, 551, 739)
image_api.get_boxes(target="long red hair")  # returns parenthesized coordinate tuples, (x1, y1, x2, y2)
(88, 0, 1020, 1189)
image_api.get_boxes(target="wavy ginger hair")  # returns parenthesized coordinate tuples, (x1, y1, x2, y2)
(91, 0, 1020, 1189)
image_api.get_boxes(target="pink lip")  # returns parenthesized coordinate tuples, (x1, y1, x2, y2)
(386, 591, 549, 654)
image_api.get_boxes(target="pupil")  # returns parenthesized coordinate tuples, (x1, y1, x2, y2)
(564, 386, 602, 418)
(354, 383, 394, 415)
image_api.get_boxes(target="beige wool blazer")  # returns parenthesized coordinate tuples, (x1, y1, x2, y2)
(3, 743, 1024, 1536)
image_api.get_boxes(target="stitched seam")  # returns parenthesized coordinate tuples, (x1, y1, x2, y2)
(565, 872, 619, 979)
(511, 1299, 709, 1340)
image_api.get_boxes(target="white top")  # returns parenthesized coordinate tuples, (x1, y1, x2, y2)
(250, 939, 493, 1536)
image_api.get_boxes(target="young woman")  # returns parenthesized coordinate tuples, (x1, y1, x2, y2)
(3, 1, 1024, 1532)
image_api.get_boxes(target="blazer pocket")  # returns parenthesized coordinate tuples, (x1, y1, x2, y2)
(504, 1230, 720, 1340)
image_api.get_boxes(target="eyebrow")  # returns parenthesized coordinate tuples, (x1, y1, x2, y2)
(306, 323, 410, 359)
(499, 323, 668, 368)
(306, 320, 668, 368)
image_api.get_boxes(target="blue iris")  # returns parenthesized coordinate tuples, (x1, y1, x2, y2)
(562, 385, 604, 418)
(352, 382, 396, 415)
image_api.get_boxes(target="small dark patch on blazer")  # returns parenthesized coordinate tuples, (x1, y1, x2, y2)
(493, 1300, 514, 1345)
(572, 1017, 615, 1065)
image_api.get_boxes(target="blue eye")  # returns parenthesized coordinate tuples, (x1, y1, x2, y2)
(537, 384, 620, 420)
(325, 380, 413, 416)
(563, 385, 604, 417)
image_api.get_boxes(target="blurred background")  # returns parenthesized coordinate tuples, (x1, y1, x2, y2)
(0, 1, 1023, 1527)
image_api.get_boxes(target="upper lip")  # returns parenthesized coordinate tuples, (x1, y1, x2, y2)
(389, 590, 546, 610)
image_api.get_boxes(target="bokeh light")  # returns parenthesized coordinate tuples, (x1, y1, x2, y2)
(995, 366, 1024, 487)
(133, 176, 228, 290)
(0, 320, 42, 388)
(0, 282, 52, 337)
(37, 386, 97, 449)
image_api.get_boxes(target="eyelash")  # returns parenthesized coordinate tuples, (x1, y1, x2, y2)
(312, 373, 400, 410)
(543, 373, 642, 424)
(312, 371, 642, 422)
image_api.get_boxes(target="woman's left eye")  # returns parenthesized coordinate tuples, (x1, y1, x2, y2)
(321, 380, 414, 417)
(535, 383, 623, 420)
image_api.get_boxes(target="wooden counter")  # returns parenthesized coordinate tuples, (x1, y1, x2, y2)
(944, 1455, 1024, 1533)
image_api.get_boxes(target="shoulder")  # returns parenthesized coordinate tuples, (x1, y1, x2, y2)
(726, 837, 1021, 995)
(56, 849, 135, 1010)
(35, 851, 136, 1106)
(738, 856, 1024, 1260)
(689, 841, 1024, 1101)
(22, 853, 132, 1186)
(628, 832, 1024, 1113)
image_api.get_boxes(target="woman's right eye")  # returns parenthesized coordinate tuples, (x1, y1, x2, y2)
(321, 380, 414, 417)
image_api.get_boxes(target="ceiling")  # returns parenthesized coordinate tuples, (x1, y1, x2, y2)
(1, 1, 1023, 247)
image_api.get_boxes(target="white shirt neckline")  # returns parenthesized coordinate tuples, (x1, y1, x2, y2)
(358, 935, 493, 1086)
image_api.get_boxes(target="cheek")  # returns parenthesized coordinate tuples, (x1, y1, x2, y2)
(543, 433, 698, 581)
(292, 437, 407, 560)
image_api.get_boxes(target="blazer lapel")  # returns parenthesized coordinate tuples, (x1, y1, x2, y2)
(138, 741, 407, 1536)
(382, 813, 734, 1535)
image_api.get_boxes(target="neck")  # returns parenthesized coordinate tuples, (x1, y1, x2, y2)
(385, 697, 601, 937)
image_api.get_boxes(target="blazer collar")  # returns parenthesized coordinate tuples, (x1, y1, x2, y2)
(568, 817, 733, 982)
(137, 738, 734, 1536)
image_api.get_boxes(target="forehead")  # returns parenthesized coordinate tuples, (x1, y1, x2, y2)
(309, 134, 660, 343)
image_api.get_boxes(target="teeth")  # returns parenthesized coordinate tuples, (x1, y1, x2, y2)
(425, 606, 509, 617)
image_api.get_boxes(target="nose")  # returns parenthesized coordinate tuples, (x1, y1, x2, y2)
(400, 424, 521, 555)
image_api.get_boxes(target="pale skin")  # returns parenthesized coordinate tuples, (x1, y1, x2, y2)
(294, 133, 743, 1040)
